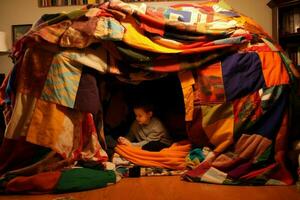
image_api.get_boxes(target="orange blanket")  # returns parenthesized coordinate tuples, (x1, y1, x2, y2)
(115, 140, 191, 170)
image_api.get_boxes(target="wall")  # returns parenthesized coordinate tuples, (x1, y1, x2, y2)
(0, 0, 271, 75)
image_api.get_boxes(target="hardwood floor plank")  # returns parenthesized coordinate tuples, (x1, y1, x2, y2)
(0, 176, 299, 200)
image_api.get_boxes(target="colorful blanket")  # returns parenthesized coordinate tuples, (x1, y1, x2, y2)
(0, 0, 299, 194)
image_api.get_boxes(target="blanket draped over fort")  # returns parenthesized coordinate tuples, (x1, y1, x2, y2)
(0, 0, 299, 193)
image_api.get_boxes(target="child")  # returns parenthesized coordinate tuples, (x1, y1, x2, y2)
(118, 103, 172, 151)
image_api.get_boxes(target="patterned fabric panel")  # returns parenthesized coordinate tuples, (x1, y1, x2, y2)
(121, 16, 180, 54)
(26, 99, 107, 162)
(60, 26, 95, 48)
(26, 99, 83, 158)
(34, 20, 72, 44)
(201, 103, 234, 153)
(164, 9, 194, 23)
(257, 51, 290, 87)
(234, 134, 272, 162)
(183, 118, 293, 185)
(40, 53, 82, 108)
(186, 107, 211, 147)
(221, 52, 266, 101)
(17, 48, 54, 98)
(178, 71, 195, 121)
(201, 167, 227, 184)
(94, 17, 124, 41)
(233, 89, 263, 139)
(235, 85, 288, 140)
(60, 16, 98, 48)
(193, 62, 225, 105)
(61, 47, 109, 73)
(4, 93, 37, 139)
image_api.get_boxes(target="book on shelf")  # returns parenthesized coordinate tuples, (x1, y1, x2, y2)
(286, 47, 300, 68)
(289, 9, 295, 34)
(295, 7, 300, 33)
(38, 0, 102, 7)
(280, 7, 300, 36)
(297, 47, 300, 67)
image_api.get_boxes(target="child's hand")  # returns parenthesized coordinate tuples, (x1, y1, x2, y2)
(118, 137, 132, 146)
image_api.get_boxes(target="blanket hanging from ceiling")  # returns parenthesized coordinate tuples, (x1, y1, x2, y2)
(0, 0, 299, 193)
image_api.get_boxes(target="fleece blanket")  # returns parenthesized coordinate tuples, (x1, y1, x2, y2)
(115, 140, 192, 170)
(0, 0, 299, 193)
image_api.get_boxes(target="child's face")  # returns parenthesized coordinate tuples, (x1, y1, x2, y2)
(134, 108, 153, 125)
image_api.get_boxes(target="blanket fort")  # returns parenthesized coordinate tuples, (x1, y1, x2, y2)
(0, 0, 299, 194)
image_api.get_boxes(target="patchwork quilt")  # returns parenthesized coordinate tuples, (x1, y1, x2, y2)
(0, 0, 299, 193)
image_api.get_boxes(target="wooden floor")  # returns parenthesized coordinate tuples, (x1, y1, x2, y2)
(0, 176, 299, 200)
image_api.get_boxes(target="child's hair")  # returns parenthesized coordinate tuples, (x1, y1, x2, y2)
(133, 102, 154, 113)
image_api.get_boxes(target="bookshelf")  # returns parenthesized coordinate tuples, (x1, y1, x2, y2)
(268, 1, 300, 178)
(0, 73, 5, 144)
(268, 0, 300, 70)
(38, 0, 103, 7)
(268, 0, 300, 68)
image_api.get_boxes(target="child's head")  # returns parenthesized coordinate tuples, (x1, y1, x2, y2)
(133, 103, 154, 125)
